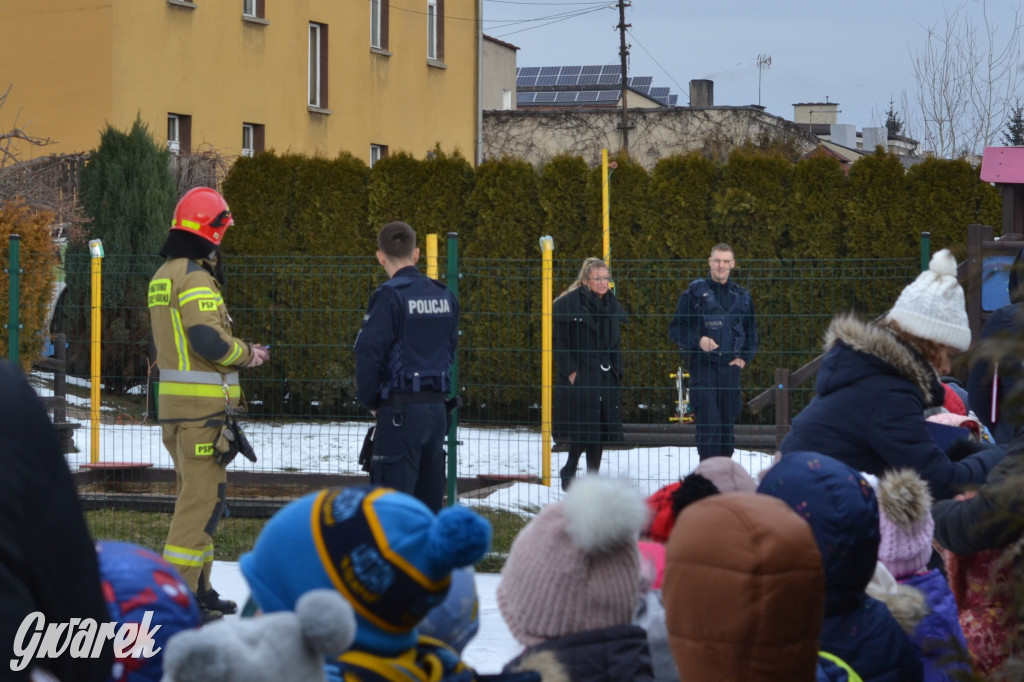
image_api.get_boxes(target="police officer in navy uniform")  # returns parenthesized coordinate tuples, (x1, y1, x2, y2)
(668, 243, 758, 460)
(354, 222, 458, 512)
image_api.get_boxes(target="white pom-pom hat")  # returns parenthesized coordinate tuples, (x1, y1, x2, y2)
(886, 249, 971, 351)
(497, 477, 648, 646)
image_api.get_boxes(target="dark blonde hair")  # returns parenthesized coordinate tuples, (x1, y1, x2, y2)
(878, 318, 952, 370)
(558, 257, 609, 298)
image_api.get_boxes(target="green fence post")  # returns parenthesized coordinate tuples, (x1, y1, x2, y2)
(6, 234, 21, 364)
(446, 232, 460, 507)
(920, 231, 931, 272)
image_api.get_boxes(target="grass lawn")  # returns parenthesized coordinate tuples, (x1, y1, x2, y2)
(86, 505, 528, 569)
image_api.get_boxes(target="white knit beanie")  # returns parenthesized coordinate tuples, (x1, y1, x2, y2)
(886, 249, 971, 351)
(496, 477, 648, 646)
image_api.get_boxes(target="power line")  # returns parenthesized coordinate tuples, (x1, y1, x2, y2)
(625, 28, 687, 99)
(486, 0, 609, 5)
(488, 4, 612, 37)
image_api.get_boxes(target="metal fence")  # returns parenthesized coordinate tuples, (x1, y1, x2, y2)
(11, 247, 922, 557)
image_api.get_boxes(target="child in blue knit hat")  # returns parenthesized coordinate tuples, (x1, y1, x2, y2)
(96, 541, 201, 682)
(239, 485, 510, 681)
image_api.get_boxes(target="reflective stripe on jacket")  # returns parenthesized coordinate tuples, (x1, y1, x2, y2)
(148, 258, 252, 422)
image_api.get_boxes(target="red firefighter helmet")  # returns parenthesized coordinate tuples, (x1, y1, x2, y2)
(170, 187, 234, 246)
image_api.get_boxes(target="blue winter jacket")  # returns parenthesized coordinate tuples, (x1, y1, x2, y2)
(901, 570, 971, 682)
(759, 451, 924, 682)
(779, 314, 1002, 500)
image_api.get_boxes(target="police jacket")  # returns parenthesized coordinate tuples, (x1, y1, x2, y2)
(668, 277, 758, 366)
(148, 257, 253, 423)
(354, 266, 458, 410)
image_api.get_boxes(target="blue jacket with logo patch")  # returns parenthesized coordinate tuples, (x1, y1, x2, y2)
(354, 265, 459, 410)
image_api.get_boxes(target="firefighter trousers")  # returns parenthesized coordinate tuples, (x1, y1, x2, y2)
(160, 421, 227, 592)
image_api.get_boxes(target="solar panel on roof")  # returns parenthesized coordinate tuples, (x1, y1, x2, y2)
(535, 92, 557, 102)
(517, 76, 538, 87)
(555, 92, 577, 102)
(629, 76, 653, 87)
(581, 65, 602, 75)
(579, 74, 599, 85)
(519, 67, 540, 77)
(669, 95, 679, 106)
(597, 90, 619, 101)
(601, 65, 620, 74)
(598, 75, 620, 85)
(649, 87, 670, 97)
(517, 92, 536, 103)
(578, 91, 599, 101)
(540, 66, 559, 76)
(537, 75, 558, 86)
(562, 66, 582, 75)
(633, 85, 650, 95)
(556, 76, 576, 86)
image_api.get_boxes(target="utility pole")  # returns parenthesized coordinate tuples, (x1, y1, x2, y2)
(617, 0, 631, 156)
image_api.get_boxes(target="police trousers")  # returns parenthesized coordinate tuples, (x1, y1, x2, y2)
(690, 361, 743, 460)
(160, 421, 227, 592)
(371, 401, 447, 513)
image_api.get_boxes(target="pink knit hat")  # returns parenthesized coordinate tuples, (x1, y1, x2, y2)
(497, 477, 648, 646)
(692, 456, 758, 495)
(876, 469, 935, 580)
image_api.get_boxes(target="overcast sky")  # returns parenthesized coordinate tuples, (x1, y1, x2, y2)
(482, 0, 1022, 140)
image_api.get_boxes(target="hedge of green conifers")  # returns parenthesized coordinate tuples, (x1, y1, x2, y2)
(209, 145, 1000, 420)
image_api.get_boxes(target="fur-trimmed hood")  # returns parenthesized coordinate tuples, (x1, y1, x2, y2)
(822, 314, 944, 407)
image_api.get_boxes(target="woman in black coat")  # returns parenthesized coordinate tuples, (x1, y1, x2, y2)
(553, 258, 627, 491)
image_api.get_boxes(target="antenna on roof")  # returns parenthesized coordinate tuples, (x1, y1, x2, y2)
(756, 54, 772, 107)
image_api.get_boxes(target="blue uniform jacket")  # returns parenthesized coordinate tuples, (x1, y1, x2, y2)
(668, 276, 758, 367)
(354, 265, 459, 410)
(759, 451, 924, 682)
(779, 314, 1002, 501)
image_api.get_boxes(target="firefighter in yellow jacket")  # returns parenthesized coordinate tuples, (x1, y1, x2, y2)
(148, 187, 269, 621)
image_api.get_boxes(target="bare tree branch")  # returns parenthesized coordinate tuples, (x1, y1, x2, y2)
(0, 84, 56, 170)
(909, 1, 1023, 157)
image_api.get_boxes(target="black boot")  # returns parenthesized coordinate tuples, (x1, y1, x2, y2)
(197, 587, 237, 615)
(193, 593, 224, 625)
(197, 574, 237, 615)
(560, 449, 582, 492)
(585, 444, 603, 474)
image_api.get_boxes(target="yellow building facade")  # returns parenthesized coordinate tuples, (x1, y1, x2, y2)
(0, 0, 481, 165)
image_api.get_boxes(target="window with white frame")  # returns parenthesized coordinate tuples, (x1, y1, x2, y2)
(426, 0, 444, 62)
(242, 0, 265, 19)
(427, 0, 437, 60)
(308, 22, 328, 108)
(370, 144, 388, 167)
(242, 122, 265, 157)
(242, 124, 255, 157)
(167, 115, 180, 155)
(370, 0, 382, 48)
(167, 113, 192, 155)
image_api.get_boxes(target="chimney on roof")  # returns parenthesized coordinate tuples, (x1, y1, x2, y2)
(862, 127, 888, 153)
(830, 124, 856, 148)
(689, 80, 714, 107)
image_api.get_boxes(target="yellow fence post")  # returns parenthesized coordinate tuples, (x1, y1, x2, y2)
(426, 233, 438, 279)
(539, 235, 554, 487)
(89, 239, 104, 464)
(601, 148, 611, 270)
